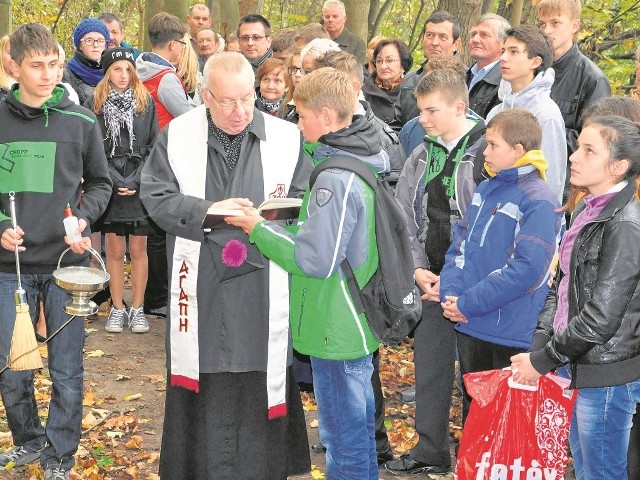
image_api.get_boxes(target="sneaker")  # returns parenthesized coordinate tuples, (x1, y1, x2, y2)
(105, 307, 127, 333)
(129, 305, 150, 333)
(384, 455, 450, 475)
(0, 444, 44, 468)
(44, 464, 70, 480)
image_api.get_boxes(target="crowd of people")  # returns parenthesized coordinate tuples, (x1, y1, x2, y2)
(0, 0, 639, 479)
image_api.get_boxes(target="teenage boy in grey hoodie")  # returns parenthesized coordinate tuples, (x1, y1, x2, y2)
(486, 25, 566, 203)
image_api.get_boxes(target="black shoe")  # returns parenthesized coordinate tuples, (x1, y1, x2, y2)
(311, 443, 327, 453)
(377, 448, 394, 465)
(384, 455, 450, 475)
(144, 306, 167, 318)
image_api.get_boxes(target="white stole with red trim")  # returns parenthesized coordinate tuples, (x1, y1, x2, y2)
(166, 105, 300, 418)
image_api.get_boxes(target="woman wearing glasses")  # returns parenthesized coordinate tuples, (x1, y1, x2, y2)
(63, 19, 110, 104)
(362, 38, 412, 125)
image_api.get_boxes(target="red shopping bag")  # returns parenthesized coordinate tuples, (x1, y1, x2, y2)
(455, 369, 577, 480)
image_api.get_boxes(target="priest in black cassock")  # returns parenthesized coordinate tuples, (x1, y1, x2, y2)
(140, 51, 311, 480)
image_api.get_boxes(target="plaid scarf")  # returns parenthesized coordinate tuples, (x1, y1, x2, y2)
(103, 87, 136, 156)
(206, 108, 249, 171)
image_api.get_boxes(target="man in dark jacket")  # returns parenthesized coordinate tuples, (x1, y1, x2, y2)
(322, 0, 366, 64)
(0, 24, 111, 480)
(537, 0, 610, 159)
(390, 11, 461, 131)
(466, 13, 510, 119)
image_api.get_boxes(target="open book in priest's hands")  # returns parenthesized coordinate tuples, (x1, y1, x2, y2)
(201, 198, 303, 228)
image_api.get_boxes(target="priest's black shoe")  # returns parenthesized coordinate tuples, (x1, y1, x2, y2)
(384, 455, 450, 475)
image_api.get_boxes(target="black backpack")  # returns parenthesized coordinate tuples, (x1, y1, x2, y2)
(309, 156, 422, 346)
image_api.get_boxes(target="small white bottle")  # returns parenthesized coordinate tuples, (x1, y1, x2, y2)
(63, 203, 82, 242)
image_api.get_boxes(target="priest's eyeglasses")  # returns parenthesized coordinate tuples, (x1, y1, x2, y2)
(206, 89, 256, 111)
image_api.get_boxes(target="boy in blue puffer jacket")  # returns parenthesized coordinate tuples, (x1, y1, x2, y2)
(439, 108, 562, 423)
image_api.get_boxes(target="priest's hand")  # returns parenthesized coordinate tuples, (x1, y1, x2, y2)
(226, 207, 264, 235)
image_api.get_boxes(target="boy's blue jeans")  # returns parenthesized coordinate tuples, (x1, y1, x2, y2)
(311, 355, 377, 480)
(0, 272, 85, 470)
(570, 378, 640, 480)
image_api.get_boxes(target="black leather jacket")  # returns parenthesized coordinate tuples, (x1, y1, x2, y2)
(466, 61, 502, 120)
(530, 182, 640, 388)
(550, 44, 610, 156)
(389, 64, 424, 132)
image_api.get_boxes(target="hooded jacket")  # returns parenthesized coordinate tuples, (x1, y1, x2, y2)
(486, 69, 567, 204)
(0, 86, 112, 273)
(395, 113, 486, 274)
(136, 52, 194, 128)
(530, 181, 640, 388)
(439, 151, 562, 349)
(250, 114, 389, 359)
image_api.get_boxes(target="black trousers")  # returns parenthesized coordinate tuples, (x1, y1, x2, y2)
(455, 331, 526, 423)
(409, 300, 456, 467)
(144, 225, 167, 309)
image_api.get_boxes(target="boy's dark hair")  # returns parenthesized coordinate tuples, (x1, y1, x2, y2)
(314, 50, 363, 84)
(420, 11, 461, 41)
(272, 27, 297, 53)
(148, 12, 187, 48)
(237, 14, 271, 37)
(98, 12, 123, 30)
(414, 68, 469, 108)
(373, 39, 413, 75)
(9, 23, 58, 66)
(487, 109, 542, 152)
(505, 25, 553, 76)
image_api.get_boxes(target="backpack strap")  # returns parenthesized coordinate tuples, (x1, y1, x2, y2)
(309, 155, 378, 191)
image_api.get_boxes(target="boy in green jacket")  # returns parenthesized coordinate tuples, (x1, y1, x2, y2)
(229, 67, 389, 480)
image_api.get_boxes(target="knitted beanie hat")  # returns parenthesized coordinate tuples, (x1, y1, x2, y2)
(73, 18, 111, 50)
(101, 47, 136, 73)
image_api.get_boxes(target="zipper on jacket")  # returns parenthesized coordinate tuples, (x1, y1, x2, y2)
(297, 288, 307, 337)
(480, 202, 501, 247)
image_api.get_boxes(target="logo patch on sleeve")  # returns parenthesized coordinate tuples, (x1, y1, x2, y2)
(316, 188, 333, 207)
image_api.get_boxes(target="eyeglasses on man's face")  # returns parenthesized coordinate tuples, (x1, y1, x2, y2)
(206, 88, 256, 111)
(81, 38, 107, 46)
(174, 39, 187, 47)
(239, 35, 268, 43)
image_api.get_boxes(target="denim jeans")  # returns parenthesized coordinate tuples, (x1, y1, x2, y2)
(311, 355, 377, 480)
(0, 272, 85, 470)
(570, 378, 640, 480)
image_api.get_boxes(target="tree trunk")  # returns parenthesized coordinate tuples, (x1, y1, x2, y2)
(344, 0, 369, 41)
(239, 0, 264, 17)
(164, 0, 188, 23)
(509, 0, 525, 26)
(369, 0, 394, 40)
(219, 0, 240, 40)
(436, 0, 481, 65)
(143, 0, 164, 51)
(211, 0, 221, 33)
(0, 0, 11, 37)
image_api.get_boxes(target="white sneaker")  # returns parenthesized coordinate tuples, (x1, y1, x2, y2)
(105, 307, 127, 333)
(129, 306, 150, 333)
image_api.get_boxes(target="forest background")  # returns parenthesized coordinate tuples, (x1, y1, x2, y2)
(0, 0, 639, 92)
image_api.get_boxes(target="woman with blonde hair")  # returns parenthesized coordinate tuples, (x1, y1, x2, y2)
(177, 34, 203, 105)
(85, 47, 158, 334)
